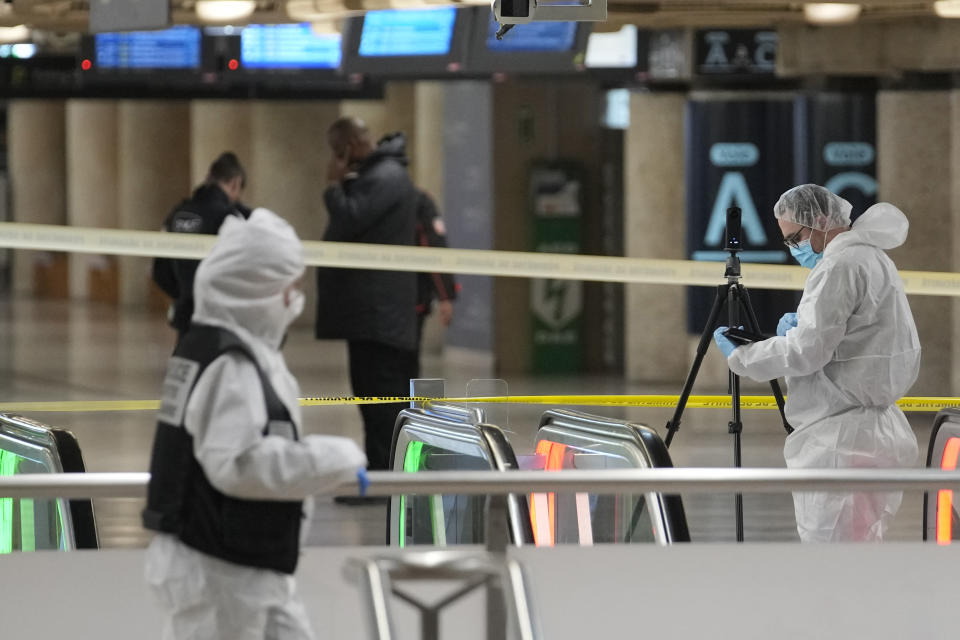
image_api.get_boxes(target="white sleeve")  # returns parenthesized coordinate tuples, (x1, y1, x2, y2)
(184, 353, 368, 500)
(727, 261, 861, 382)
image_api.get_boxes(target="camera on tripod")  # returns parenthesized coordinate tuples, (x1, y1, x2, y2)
(725, 206, 742, 253)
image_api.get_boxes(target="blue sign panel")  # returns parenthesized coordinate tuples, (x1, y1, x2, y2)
(485, 18, 576, 52)
(241, 24, 341, 69)
(685, 99, 799, 333)
(359, 8, 457, 57)
(95, 26, 201, 69)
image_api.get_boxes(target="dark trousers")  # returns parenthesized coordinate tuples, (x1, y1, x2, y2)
(348, 340, 418, 471)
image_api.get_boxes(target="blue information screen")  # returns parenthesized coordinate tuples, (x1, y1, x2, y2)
(359, 8, 457, 57)
(486, 18, 577, 52)
(241, 24, 341, 69)
(95, 26, 201, 69)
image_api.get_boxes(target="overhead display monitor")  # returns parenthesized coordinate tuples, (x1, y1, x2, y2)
(358, 7, 457, 57)
(95, 25, 201, 69)
(465, 8, 591, 75)
(341, 8, 473, 76)
(241, 23, 341, 69)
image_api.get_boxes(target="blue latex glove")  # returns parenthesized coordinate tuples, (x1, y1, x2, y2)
(777, 312, 798, 337)
(356, 469, 369, 497)
(713, 326, 738, 359)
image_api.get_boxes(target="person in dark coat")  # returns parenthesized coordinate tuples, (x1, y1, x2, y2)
(316, 117, 418, 478)
(414, 189, 459, 372)
(152, 152, 250, 338)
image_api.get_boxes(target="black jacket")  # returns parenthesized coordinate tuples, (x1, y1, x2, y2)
(415, 191, 458, 317)
(152, 185, 247, 333)
(316, 134, 418, 351)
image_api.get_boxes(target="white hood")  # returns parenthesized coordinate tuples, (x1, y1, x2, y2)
(193, 208, 305, 350)
(840, 202, 909, 251)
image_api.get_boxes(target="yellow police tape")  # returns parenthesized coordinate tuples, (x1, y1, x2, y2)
(2, 221, 960, 296)
(2, 395, 959, 413)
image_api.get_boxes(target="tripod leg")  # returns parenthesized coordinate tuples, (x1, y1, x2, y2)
(736, 286, 794, 435)
(665, 284, 728, 448)
(728, 285, 744, 543)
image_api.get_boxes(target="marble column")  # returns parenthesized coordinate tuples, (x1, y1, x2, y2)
(7, 100, 67, 297)
(624, 92, 688, 383)
(65, 100, 119, 302)
(250, 100, 341, 327)
(190, 101, 253, 187)
(877, 91, 953, 396)
(116, 101, 192, 308)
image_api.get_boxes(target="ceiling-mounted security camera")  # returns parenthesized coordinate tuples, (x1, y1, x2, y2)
(492, 0, 607, 28)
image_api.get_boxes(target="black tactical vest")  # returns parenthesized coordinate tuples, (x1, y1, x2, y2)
(142, 324, 304, 574)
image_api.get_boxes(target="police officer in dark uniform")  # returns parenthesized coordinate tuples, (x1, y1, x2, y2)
(152, 152, 250, 338)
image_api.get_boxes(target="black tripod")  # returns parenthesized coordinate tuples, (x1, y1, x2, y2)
(664, 208, 793, 542)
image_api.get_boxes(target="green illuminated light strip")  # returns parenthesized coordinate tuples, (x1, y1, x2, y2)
(398, 441, 426, 549)
(0, 450, 19, 553)
(20, 500, 35, 552)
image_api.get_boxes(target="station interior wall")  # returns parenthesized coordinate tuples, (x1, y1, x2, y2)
(6, 82, 960, 394)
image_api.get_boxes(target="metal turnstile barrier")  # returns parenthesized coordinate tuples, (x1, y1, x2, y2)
(389, 402, 534, 547)
(0, 413, 98, 552)
(531, 409, 689, 546)
(924, 408, 960, 544)
(389, 389, 689, 549)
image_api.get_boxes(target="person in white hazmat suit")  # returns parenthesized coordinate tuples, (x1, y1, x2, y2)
(712, 184, 920, 542)
(142, 208, 368, 639)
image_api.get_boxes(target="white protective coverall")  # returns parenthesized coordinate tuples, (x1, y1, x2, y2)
(728, 202, 920, 542)
(145, 208, 368, 639)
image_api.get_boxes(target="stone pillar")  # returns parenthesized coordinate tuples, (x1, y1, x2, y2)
(953, 91, 960, 395)
(117, 101, 191, 308)
(65, 100, 119, 302)
(442, 81, 495, 366)
(250, 101, 341, 326)
(7, 100, 67, 296)
(877, 91, 953, 396)
(190, 101, 253, 187)
(624, 92, 688, 382)
(412, 82, 445, 205)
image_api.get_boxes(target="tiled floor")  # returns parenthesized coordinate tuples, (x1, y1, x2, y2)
(0, 298, 935, 547)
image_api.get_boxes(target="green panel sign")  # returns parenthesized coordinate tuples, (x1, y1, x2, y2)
(530, 163, 583, 373)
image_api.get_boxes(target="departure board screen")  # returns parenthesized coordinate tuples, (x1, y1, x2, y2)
(241, 24, 341, 69)
(358, 8, 457, 57)
(485, 18, 577, 52)
(95, 26, 201, 69)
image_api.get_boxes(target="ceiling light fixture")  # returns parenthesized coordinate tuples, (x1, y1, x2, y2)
(934, 0, 960, 18)
(803, 3, 862, 25)
(195, 1, 257, 23)
(0, 25, 31, 44)
(288, 0, 364, 21)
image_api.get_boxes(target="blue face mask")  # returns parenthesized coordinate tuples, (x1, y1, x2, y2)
(790, 239, 823, 269)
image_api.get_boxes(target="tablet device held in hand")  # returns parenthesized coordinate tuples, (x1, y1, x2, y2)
(723, 327, 766, 344)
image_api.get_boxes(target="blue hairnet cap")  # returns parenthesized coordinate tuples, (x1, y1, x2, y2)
(774, 184, 852, 232)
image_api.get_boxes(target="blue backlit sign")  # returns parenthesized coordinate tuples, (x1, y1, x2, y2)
(241, 23, 341, 69)
(359, 7, 457, 57)
(95, 26, 201, 69)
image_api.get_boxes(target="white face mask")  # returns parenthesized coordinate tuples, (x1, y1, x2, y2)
(286, 290, 305, 322)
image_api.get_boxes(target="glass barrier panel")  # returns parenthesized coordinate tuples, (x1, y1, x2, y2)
(398, 441, 491, 547)
(530, 440, 655, 546)
(0, 449, 68, 552)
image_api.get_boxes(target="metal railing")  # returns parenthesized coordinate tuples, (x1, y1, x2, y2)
(4, 468, 960, 499)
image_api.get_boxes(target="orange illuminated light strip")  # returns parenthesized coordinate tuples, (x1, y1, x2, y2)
(530, 441, 568, 547)
(936, 437, 960, 545)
